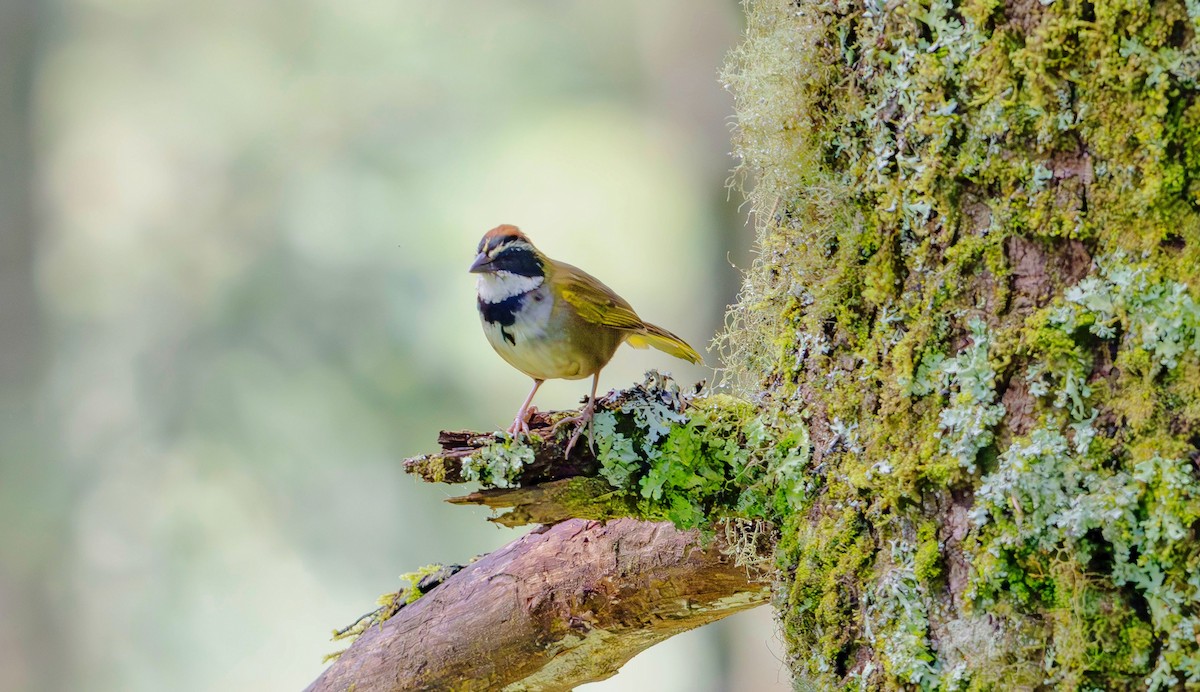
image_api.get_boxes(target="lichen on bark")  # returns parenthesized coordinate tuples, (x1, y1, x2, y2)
(443, 371, 810, 533)
(722, 0, 1200, 688)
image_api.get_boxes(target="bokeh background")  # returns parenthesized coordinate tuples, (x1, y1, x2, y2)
(0, 1, 792, 689)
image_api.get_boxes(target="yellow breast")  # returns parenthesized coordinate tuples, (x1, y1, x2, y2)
(478, 283, 625, 381)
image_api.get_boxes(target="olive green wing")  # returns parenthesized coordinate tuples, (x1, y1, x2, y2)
(555, 261, 704, 365)
(554, 262, 646, 331)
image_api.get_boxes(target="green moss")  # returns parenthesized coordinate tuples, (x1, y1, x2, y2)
(547, 476, 637, 520)
(1045, 561, 1154, 688)
(914, 522, 942, 585)
(778, 506, 874, 686)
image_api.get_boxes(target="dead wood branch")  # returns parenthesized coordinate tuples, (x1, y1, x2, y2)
(306, 518, 770, 692)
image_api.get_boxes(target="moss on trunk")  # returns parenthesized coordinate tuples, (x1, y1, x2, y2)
(723, 0, 1200, 688)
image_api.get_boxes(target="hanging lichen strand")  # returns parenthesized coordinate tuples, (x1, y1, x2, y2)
(723, 0, 1200, 688)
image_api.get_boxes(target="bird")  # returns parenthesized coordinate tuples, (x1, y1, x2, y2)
(469, 224, 703, 455)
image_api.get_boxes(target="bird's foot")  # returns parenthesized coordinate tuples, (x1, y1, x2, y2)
(552, 402, 596, 457)
(506, 406, 539, 436)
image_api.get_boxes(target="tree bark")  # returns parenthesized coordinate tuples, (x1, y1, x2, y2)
(306, 518, 770, 692)
(722, 0, 1200, 688)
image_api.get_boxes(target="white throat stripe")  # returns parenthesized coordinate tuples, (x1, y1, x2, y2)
(477, 271, 544, 303)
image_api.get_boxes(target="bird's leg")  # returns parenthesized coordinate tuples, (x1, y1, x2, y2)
(554, 372, 601, 457)
(507, 378, 544, 436)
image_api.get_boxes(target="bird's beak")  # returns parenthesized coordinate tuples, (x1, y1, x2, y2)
(468, 252, 493, 273)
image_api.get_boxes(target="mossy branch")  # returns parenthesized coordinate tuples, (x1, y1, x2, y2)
(401, 410, 619, 526)
(311, 373, 797, 690)
(405, 371, 809, 531)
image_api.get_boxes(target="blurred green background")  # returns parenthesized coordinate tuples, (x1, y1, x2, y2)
(0, 1, 791, 689)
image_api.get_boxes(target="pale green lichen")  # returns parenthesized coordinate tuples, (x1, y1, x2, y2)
(964, 251, 1200, 686)
(1053, 253, 1200, 373)
(934, 318, 1005, 473)
(461, 435, 536, 488)
(865, 539, 940, 688)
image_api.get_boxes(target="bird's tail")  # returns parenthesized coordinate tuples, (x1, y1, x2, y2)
(626, 323, 704, 364)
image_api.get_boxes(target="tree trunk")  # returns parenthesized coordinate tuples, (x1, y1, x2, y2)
(0, 3, 64, 691)
(723, 0, 1200, 688)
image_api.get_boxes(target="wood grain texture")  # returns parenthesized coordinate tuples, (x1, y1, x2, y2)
(306, 518, 770, 692)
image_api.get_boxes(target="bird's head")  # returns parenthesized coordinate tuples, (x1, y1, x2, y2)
(469, 224, 545, 278)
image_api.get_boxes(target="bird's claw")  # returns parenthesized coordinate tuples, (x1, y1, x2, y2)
(564, 424, 591, 458)
(553, 404, 596, 457)
(506, 406, 539, 436)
